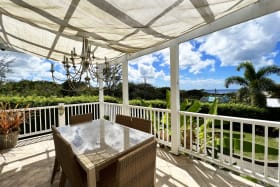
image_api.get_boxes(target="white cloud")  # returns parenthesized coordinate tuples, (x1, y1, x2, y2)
(128, 53, 169, 85)
(156, 43, 215, 74)
(156, 48, 169, 67)
(198, 11, 280, 68)
(179, 42, 215, 74)
(1, 51, 55, 82)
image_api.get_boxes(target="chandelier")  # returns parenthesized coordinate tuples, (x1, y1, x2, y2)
(50, 37, 121, 90)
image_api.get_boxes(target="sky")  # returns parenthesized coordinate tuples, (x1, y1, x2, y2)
(1, 11, 280, 91)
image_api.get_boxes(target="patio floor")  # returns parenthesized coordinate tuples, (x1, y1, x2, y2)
(0, 135, 263, 187)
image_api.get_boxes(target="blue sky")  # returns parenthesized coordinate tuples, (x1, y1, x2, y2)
(1, 11, 280, 90)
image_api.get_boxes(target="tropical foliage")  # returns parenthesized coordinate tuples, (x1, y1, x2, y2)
(0, 103, 27, 134)
(225, 61, 280, 107)
(198, 98, 218, 153)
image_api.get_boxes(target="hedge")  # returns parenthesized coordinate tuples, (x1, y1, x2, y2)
(0, 95, 119, 107)
(200, 103, 280, 121)
(1, 96, 279, 122)
(129, 99, 166, 108)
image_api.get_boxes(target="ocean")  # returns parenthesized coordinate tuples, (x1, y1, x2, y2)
(204, 89, 238, 94)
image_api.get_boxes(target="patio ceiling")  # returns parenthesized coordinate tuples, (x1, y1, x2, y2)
(0, 0, 279, 64)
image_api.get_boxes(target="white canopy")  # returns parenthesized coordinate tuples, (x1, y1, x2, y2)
(0, 0, 279, 64)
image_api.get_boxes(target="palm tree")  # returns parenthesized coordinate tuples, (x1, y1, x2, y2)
(225, 61, 280, 107)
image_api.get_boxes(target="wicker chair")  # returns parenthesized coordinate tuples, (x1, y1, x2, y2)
(131, 117, 151, 133)
(51, 114, 92, 183)
(69, 113, 93, 125)
(116, 140, 156, 187)
(50, 126, 60, 184)
(115, 114, 132, 128)
(50, 113, 91, 184)
(52, 126, 87, 187)
(98, 140, 157, 187)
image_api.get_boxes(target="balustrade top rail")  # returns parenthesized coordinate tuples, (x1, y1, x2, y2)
(64, 102, 99, 107)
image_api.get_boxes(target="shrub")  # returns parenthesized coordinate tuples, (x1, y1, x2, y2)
(0, 95, 99, 107)
(200, 103, 280, 121)
(104, 96, 120, 103)
(145, 100, 166, 108)
(129, 99, 166, 108)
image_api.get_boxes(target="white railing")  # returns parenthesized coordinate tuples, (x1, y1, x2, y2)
(128, 105, 171, 146)
(103, 102, 280, 186)
(179, 111, 280, 186)
(103, 102, 123, 121)
(18, 105, 59, 138)
(18, 102, 99, 138)
(14, 102, 280, 186)
(64, 102, 99, 125)
(103, 103, 171, 146)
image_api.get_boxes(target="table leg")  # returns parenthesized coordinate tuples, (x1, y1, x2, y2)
(87, 168, 96, 187)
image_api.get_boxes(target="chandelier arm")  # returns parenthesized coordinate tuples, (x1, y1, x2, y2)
(66, 63, 83, 82)
(51, 74, 68, 82)
(87, 63, 98, 81)
(51, 36, 122, 91)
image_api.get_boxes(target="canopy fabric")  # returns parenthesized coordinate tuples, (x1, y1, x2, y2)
(0, 0, 259, 63)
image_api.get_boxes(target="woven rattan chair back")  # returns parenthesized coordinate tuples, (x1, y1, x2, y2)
(115, 114, 132, 128)
(69, 113, 92, 125)
(50, 126, 60, 184)
(131, 117, 151, 133)
(52, 127, 86, 187)
(116, 140, 156, 187)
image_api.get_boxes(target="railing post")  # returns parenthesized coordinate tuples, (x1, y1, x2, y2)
(170, 42, 180, 155)
(58, 103, 65, 126)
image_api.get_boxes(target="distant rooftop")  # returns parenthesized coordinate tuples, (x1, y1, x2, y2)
(200, 95, 230, 103)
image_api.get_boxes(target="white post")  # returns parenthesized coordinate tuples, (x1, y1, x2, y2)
(122, 58, 129, 115)
(58, 103, 65, 126)
(170, 43, 180, 155)
(98, 64, 104, 119)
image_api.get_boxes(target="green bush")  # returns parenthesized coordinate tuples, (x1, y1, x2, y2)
(145, 100, 166, 108)
(129, 99, 166, 108)
(200, 103, 280, 121)
(104, 96, 120, 103)
(0, 95, 99, 107)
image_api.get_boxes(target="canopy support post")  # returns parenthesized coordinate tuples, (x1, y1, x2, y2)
(170, 42, 180, 155)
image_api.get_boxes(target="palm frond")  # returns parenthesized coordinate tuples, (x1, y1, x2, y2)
(258, 77, 277, 91)
(237, 61, 256, 81)
(224, 76, 248, 88)
(256, 65, 280, 78)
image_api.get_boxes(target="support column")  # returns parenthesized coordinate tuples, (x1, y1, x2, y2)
(58, 103, 65, 126)
(122, 58, 129, 115)
(98, 64, 104, 119)
(170, 43, 180, 155)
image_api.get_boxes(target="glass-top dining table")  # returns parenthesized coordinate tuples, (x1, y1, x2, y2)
(57, 119, 155, 187)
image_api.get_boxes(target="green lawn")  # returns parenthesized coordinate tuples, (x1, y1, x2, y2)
(213, 130, 279, 161)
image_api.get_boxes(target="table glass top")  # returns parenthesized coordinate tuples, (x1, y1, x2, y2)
(57, 119, 154, 155)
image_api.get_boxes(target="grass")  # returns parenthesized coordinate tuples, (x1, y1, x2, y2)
(213, 130, 278, 161)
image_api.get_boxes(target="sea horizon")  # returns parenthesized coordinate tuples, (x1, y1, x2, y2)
(204, 89, 238, 94)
